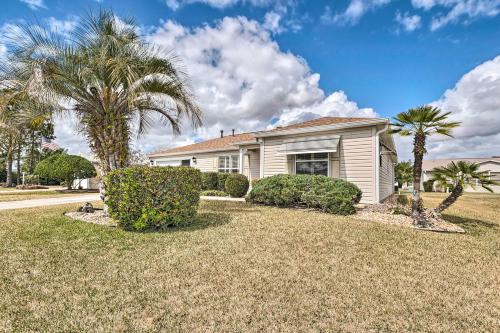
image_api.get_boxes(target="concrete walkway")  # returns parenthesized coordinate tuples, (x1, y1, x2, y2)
(0, 194, 100, 211)
(200, 196, 246, 202)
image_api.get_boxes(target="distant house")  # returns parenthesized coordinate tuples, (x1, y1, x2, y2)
(148, 117, 398, 204)
(422, 157, 500, 193)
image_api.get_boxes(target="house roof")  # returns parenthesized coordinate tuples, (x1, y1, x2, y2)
(423, 157, 500, 171)
(267, 117, 375, 133)
(148, 132, 256, 157)
(148, 116, 387, 158)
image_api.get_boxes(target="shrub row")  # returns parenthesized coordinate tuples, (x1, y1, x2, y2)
(200, 190, 228, 197)
(247, 174, 362, 215)
(105, 166, 202, 231)
(201, 172, 249, 197)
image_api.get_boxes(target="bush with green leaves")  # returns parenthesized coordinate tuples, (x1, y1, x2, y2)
(201, 190, 228, 197)
(105, 166, 202, 231)
(247, 174, 362, 215)
(423, 180, 434, 192)
(225, 173, 249, 197)
(201, 172, 219, 190)
(217, 173, 230, 191)
(34, 153, 96, 189)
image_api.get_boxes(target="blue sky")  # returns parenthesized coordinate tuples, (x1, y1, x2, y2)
(2, 0, 500, 160)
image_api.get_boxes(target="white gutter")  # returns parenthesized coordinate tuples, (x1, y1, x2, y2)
(375, 123, 389, 203)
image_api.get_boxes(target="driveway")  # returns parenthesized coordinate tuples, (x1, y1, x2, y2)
(0, 194, 100, 211)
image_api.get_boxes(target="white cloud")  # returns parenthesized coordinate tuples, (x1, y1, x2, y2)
(46, 16, 78, 37)
(396, 55, 500, 160)
(321, 0, 392, 25)
(131, 16, 375, 154)
(165, 0, 275, 10)
(395, 11, 422, 32)
(411, 0, 500, 30)
(263, 11, 283, 33)
(20, 0, 45, 10)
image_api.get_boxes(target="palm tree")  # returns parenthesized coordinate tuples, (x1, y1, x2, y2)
(0, 93, 51, 187)
(395, 161, 413, 189)
(3, 9, 201, 176)
(391, 106, 460, 226)
(431, 161, 498, 214)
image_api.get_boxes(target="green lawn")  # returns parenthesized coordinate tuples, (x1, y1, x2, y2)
(0, 194, 498, 332)
(0, 191, 82, 202)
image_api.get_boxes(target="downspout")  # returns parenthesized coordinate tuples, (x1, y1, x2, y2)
(375, 123, 389, 203)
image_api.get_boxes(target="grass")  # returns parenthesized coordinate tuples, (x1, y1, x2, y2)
(0, 191, 84, 202)
(0, 194, 498, 332)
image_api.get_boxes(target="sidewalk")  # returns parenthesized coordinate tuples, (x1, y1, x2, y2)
(0, 194, 100, 211)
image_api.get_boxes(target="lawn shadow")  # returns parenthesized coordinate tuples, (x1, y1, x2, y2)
(168, 212, 232, 233)
(442, 214, 498, 234)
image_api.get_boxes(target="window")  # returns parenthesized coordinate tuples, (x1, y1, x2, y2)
(295, 153, 328, 176)
(218, 155, 239, 173)
(181, 159, 190, 166)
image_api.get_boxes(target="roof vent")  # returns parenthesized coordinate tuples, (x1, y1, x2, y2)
(220, 130, 224, 138)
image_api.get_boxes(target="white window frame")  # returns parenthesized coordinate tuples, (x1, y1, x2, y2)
(294, 153, 330, 177)
(218, 155, 239, 173)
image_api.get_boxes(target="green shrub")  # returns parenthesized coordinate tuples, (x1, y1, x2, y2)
(105, 166, 201, 231)
(201, 172, 219, 190)
(225, 174, 249, 197)
(423, 180, 434, 192)
(35, 153, 96, 189)
(201, 190, 228, 197)
(247, 174, 362, 215)
(217, 172, 230, 191)
(396, 194, 409, 206)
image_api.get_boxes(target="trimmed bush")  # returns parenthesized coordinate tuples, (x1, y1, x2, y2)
(201, 172, 219, 191)
(201, 190, 228, 197)
(423, 180, 434, 192)
(105, 166, 201, 231)
(225, 174, 249, 197)
(247, 174, 362, 215)
(217, 172, 230, 191)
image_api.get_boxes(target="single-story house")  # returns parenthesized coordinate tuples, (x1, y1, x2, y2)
(148, 117, 398, 204)
(422, 157, 500, 193)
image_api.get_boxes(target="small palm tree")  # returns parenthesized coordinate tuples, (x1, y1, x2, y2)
(4, 9, 201, 175)
(431, 161, 498, 214)
(395, 161, 413, 189)
(391, 106, 460, 226)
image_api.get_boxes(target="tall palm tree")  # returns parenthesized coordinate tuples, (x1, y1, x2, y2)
(0, 94, 50, 186)
(391, 106, 460, 226)
(431, 161, 498, 214)
(3, 9, 201, 176)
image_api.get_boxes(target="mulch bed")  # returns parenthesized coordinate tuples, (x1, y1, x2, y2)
(354, 195, 465, 233)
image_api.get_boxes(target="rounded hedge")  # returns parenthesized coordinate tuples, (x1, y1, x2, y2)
(247, 174, 362, 215)
(225, 173, 249, 197)
(201, 172, 219, 191)
(105, 166, 202, 231)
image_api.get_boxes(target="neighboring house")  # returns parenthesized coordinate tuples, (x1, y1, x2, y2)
(422, 157, 500, 193)
(148, 117, 398, 204)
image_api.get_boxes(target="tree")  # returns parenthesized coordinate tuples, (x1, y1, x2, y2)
(5, 9, 201, 177)
(395, 161, 413, 188)
(391, 106, 460, 226)
(431, 161, 498, 214)
(35, 154, 96, 189)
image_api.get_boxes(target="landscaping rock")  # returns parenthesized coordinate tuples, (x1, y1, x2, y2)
(64, 210, 117, 227)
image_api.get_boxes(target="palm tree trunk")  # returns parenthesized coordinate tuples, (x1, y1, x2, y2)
(5, 136, 14, 187)
(412, 132, 427, 226)
(435, 184, 463, 214)
(16, 142, 21, 185)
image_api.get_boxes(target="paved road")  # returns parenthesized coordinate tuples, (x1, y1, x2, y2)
(0, 194, 101, 211)
(0, 187, 66, 194)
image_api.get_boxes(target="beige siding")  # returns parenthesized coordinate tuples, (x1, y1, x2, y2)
(247, 150, 261, 182)
(379, 148, 395, 201)
(262, 126, 377, 203)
